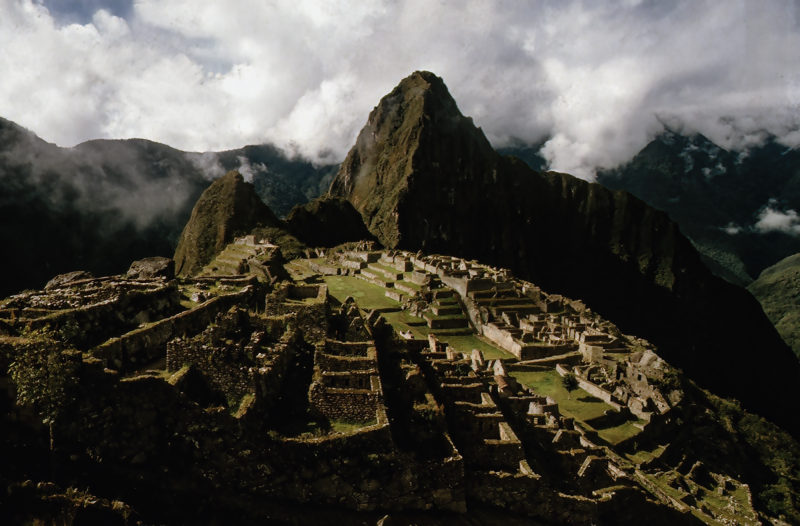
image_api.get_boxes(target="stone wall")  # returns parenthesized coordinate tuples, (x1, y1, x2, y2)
(308, 261, 341, 275)
(92, 285, 257, 370)
(324, 339, 374, 357)
(54, 356, 472, 515)
(556, 364, 622, 411)
(315, 352, 377, 372)
(385, 290, 403, 302)
(20, 282, 181, 348)
(410, 271, 429, 285)
(265, 288, 328, 343)
(287, 284, 327, 301)
(393, 283, 418, 297)
(167, 324, 296, 410)
(309, 375, 383, 422)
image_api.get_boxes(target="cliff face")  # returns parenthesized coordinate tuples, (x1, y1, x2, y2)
(284, 196, 376, 248)
(329, 71, 498, 248)
(174, 171, 282, 276)
(330, 71, 800, 435)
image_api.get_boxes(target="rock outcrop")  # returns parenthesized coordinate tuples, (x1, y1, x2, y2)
(285, 196, 376, 248)
(329, 70, 800, 436)
(44, 271, 94, 290)
(174, 171, 283, 277)
(127, 257, 175, 280)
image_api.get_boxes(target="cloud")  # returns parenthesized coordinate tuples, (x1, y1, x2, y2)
(235, 155, 266, 183)
(754, 202, 800, 236)
(185, 152, 225, 180)
(720, 222, 742, 235)
(2, 0, 800, 180)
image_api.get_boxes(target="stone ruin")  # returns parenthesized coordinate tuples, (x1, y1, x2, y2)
(0, 246, 758, 525)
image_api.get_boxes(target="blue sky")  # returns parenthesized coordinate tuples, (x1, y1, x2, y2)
(3, 0, 800, 179)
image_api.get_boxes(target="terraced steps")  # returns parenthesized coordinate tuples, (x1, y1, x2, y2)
(367, 263, 404, 281)
(394, 283, 419, 297)
(431, 305, 463, 316)
(423, 312, 469, 329)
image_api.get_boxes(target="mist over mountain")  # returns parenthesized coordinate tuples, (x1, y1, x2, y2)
(0, 118, 335, 298)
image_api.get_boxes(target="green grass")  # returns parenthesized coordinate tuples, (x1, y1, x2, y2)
(331, 419, 377, 434)
(594, 419, 646, 445)
(383, 310, 426, 327)
(439, 334, 514, 360)
(369, 262, 403, 275)
(322, 276, 401, 310)
(381, 312, 512, 358)
(624, 444, 666, 465)
(511, 369, 613, 421)
(397, 277, 420, 290)
(360, 269, 394, 283)
(423, 313, 467, 320)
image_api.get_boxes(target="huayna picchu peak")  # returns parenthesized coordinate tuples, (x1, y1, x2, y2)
(1, 71, 799, 526)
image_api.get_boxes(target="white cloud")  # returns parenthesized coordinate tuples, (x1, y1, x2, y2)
(754, 206, 800, 236)
(184, 151, 225, 180)
(720, 222, 743, 235)
(2, 0, 800, 179)
(235, 155, 266, 183)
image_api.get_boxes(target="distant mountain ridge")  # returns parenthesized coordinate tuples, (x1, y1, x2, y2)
(0, 117, 336, 298)
(595, 133, 800, 286)
(329, 70, 800, 436)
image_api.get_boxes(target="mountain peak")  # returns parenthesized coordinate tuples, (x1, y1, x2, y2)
(329, 70, 497, 247)
(174, 170, 282, 276)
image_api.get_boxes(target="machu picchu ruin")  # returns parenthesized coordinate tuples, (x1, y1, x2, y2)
(3, 69, 800, 526)
(0, 238, 776, 525)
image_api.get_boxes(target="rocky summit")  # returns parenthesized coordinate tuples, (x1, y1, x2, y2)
(174, 170, 285, 277)
(1, 71, 800, 526)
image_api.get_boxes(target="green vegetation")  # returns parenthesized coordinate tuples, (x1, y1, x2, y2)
(174, 170, 286, 277)
(439, 335, 512, 360)
(250, 226, 306, 260)
(512, 369, 612, 421)
(561, 373, 579, 399)
(380, 310, 514, 359)
(593, 420, 646, 446)
(322, 276, 401, 310)
(703, 392, 800, 522)
(331, 419, 377, 434)
(9, 330, 81, 448)
(398, 276, 421, 290)
(748, 253, 800, 357)
(625, 444, 667, 465)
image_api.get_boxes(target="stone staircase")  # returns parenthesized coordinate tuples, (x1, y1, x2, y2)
(422, 288, 470, 331)
(469, 289, 541, 318)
